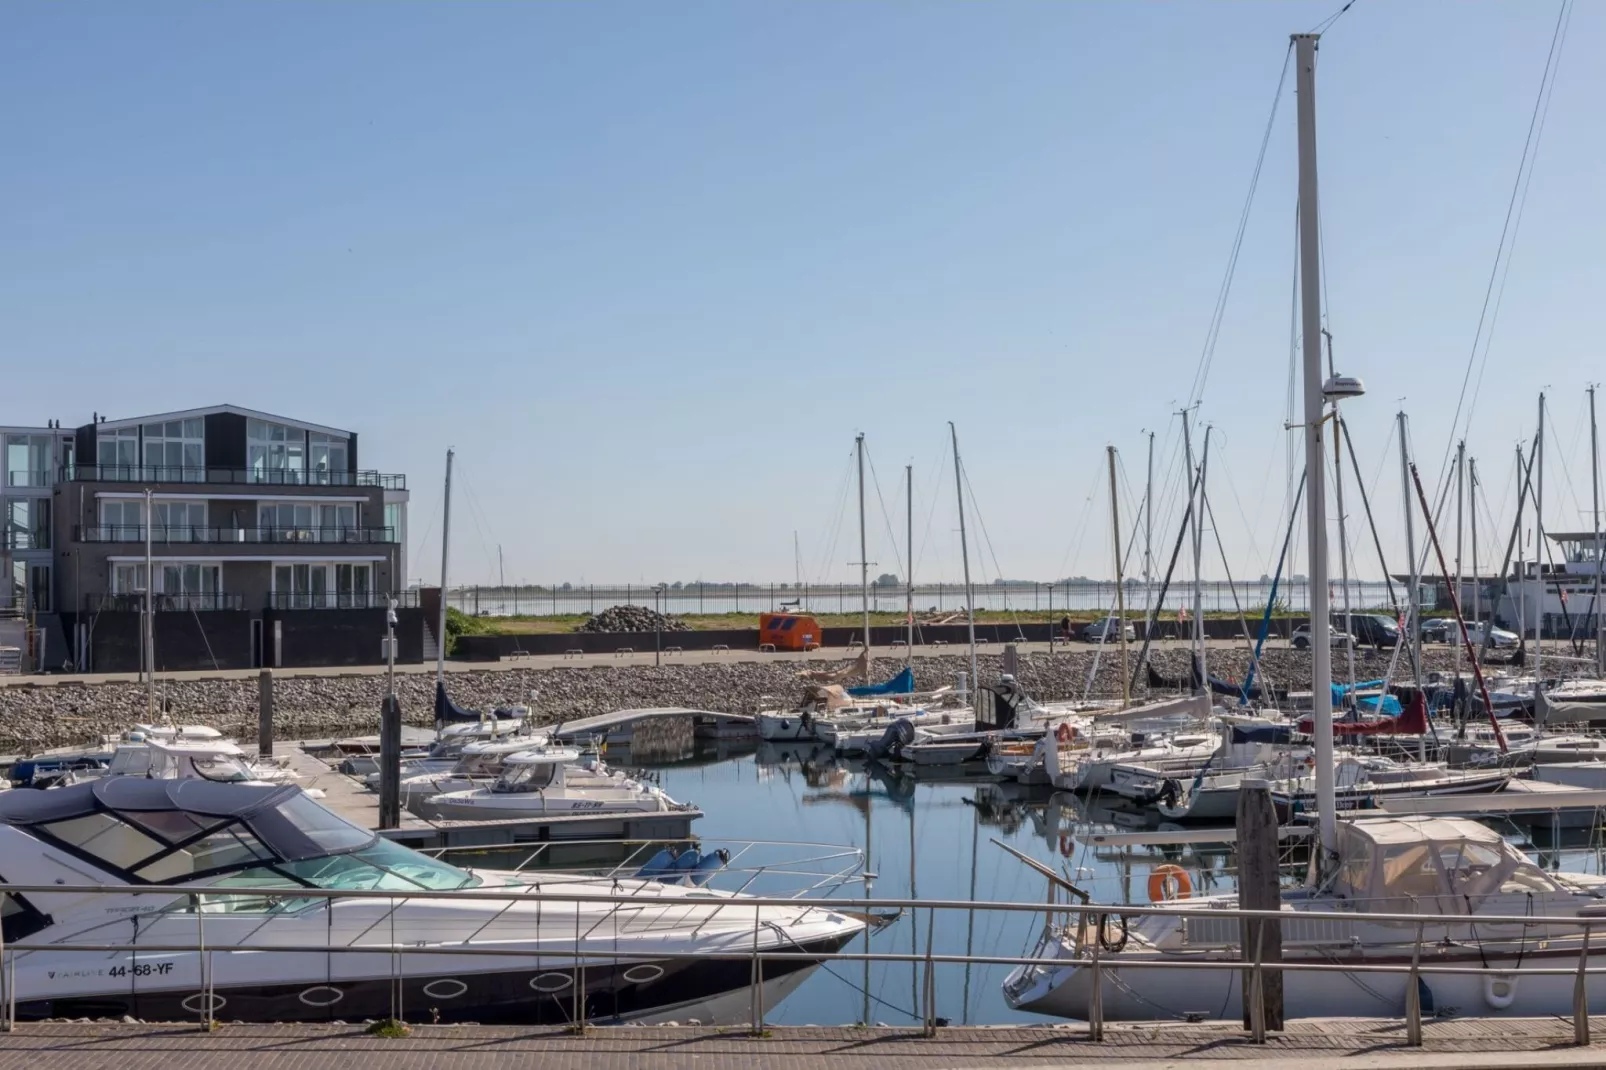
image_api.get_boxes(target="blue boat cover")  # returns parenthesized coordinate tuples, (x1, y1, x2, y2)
(847, 667, 915, 697)
(1230, 723, 1293, 745)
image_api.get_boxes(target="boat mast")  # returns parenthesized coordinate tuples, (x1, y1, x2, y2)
(1108, 445, 1130, 707)
(145, 486, 155, 720)
(1144, 429, 1155, 619)
(437, 448, 454, 691)
(1455, 440, 1466, 681)
(1536, 393, 1546, 687)
(1470, 456, 1481, 629)
(1326, 330, 1355, 692)
(1293, 31, 1338, 857)
(1593, 385, 1603, 676)
(1398, 412, 1421, 694)
(856, 433, 872, 684)
(1197, 427, 1212, 689)
(1398, 411, 1424, 761)
(1180, 408, 1201, 693)
(950, 422, 979, 708)
(906, 463, 914, 669)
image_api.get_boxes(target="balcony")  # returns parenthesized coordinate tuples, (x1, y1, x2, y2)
(76, 526, 398, 545)
(68, 465, 406, 490)
(5, 469, 52, 489)
(267, 591, 399, 610)
(86, 593, 245, 612)
(1, 530, 49, 551)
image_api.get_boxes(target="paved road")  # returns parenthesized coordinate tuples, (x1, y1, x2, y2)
(0, 638, 1259, 688)
(1, 1020, 1602, 1070)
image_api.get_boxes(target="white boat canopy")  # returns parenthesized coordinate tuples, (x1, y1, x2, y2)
(1329, 817, 1561, 914)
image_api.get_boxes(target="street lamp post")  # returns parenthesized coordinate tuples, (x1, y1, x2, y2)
(378, 596, 401, 830)
(653, 584, 666, 667)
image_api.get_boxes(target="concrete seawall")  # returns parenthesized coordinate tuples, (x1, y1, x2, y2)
(0, 646, 1473, 755)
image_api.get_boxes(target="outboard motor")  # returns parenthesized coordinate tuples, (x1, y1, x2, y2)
(867, 718, 916, 761)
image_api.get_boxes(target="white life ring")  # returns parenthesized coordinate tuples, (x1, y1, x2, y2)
(1483, 972, 1517, 1010)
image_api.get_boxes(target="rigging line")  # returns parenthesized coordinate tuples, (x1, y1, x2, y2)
(1054, 467, 1105, 586)
(1309, 0, 1361, 34)
(409, 489, 442, 587)
(1554, 393, 1588, 525)
(811, 448, 857, 586)
(912, 428, 952, 578)
(1437, 0, 1572, 486)
(1203, 489, 1263, 683)
(862, 442, 907, 580)
(1210, 437, 1268, 572)
(454, 463, 501, 582)
(1186, 43, 1293, 408)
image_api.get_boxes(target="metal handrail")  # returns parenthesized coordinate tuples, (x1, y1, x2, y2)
(75, 525, 397, 545)
(66, 465, 405, 490)
(0, 878, 1601, 1042)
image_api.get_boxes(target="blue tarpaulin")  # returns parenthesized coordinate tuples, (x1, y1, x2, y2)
(1230, 723, 1293, 745)
(847, 667, 915, 697)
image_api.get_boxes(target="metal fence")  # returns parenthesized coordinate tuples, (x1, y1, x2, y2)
(68, 465, 406, 490)
(444, 580, 1405, 619)
(0, 860, 1600, 1045)
(76, 525, 397, 545)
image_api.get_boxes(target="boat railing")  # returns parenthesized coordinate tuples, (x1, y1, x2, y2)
(5, 879, 1606, 1043)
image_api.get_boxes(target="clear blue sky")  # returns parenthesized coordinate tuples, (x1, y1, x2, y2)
(6, 1, 1602, 589)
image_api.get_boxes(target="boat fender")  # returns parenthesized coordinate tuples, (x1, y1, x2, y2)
(1483, 973, 1517, 1010)
(1147, 865, 1192, 902)
(690, 849, 731, 886)
(634, 848, 679, 880)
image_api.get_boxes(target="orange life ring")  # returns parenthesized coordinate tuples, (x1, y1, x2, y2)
(1148, 864, 1192, 902)
(1058, 834, 1074, 857)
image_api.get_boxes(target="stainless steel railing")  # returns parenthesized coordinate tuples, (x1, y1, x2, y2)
(0, 877, 1602, 1045)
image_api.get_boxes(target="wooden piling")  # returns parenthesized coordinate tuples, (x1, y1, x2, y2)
(1237, 777, 1283, 1034)
(257, 670, 274, 759)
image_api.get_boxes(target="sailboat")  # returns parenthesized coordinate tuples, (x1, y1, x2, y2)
(1002, 31, 1606, 1023)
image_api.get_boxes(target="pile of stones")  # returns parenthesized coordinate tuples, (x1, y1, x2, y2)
(577, 605, 690, 633)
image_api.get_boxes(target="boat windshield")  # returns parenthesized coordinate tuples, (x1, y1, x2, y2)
(493, 761, 558, 794)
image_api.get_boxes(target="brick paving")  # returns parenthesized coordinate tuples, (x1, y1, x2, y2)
(1, 1019, 1604, 1069)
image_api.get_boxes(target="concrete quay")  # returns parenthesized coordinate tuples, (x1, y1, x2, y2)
(3, 1019, 1605, 1070)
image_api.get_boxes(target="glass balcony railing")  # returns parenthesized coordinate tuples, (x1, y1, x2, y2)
(69, 465, 405, 490)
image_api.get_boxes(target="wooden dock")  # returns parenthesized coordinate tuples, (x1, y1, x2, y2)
(5, 1018, 1606, 1069)
(280, 742, 701, 851)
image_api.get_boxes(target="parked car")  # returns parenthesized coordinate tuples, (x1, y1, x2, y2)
(1082, 616, 1136, 643)
(1291, 622, 1355, 650)
(1420, 618, 1456, 644)
(1346, 614, 1401, 649)
(1464, 621, 1520, 649)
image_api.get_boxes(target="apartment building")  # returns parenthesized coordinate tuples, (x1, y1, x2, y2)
(4, 404, 423, 673)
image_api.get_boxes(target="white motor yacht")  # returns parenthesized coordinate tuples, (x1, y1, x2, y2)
(1004, 816, 1606, 1021)
(70, 737, 300, 787)
(1265, 754, 1510, 819)
(0, 778, 863, 1024)
(421, 748, 691, 821)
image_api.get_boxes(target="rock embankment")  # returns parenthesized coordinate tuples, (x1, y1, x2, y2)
(0, 646, 1478, 756)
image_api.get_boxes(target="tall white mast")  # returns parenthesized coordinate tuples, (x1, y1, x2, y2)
(1470, 457, 1481, 629)
(856, 433, 872, 684)
(436, 448, 454, 690)
(1108, 446, 1130, 707)
(950, 422, 979, 707)
(1592, 386, 1603, 676)
(1454, 440, 1466, 680)
(1535, 393, 1546, 686)
(1398, 412, 1420, 692)
(145, 487, 155, 719)
(906, 464, 915, 668)
(1294, 31, 1337, 857)
(1144, 430, 1155, 618)
(1180, 409, 1202, 693)
(1197, 426, 1212, 688)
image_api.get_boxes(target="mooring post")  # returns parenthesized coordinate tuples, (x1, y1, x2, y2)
(1237, 778, 1283, 1036)
(378, 694, 402, 830)
(257, 669, 274, 760)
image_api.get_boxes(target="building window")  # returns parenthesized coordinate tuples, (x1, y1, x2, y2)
(5, 435, 54, 488)
(141, 419, 205, 482)
(5, 499, 50, 551)
(111, 563, 221, 608)
(28, 564, 51, 613)
(258, 502, 356, 542)
(383, 502, 403, 545)
(273, 562, 372, 608)
(308, 433, 349, 485)
(112, 564, 148, 594)
(98, 499, 144, 541)
(96, 428, 139, 477)
(247, 420, 305, 485)
(152, 501, 207, 542)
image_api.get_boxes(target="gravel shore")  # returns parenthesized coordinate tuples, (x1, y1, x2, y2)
(0, 645, 1481, 755)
